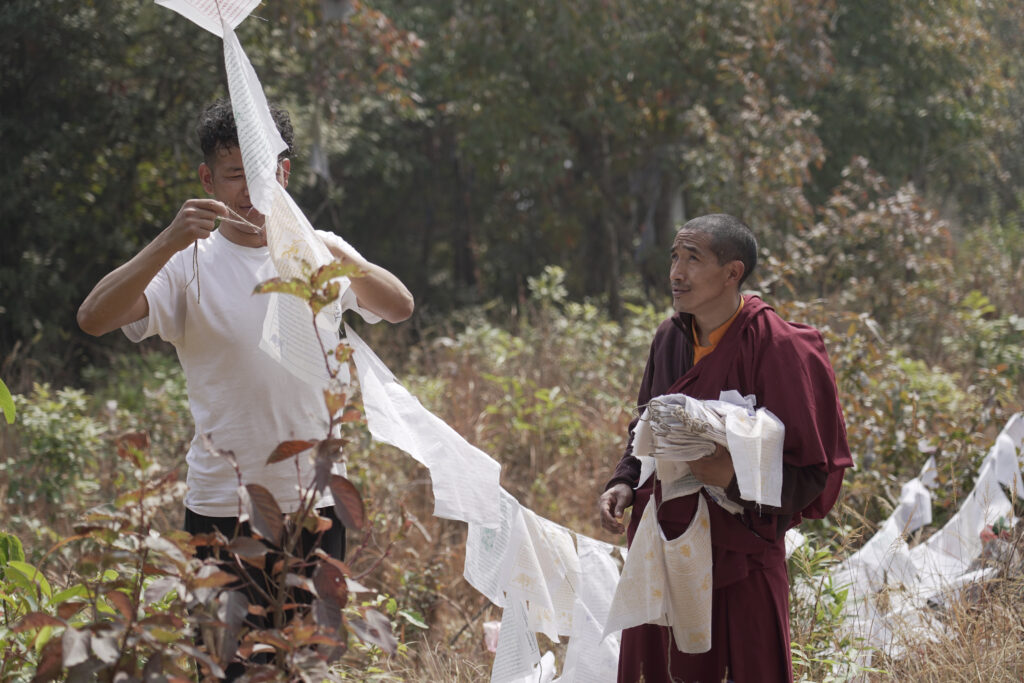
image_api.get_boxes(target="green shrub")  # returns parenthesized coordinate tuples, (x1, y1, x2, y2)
(3, 384, 106, 511)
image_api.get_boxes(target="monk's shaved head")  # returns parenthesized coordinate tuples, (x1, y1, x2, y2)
(675, 214, 757, 286)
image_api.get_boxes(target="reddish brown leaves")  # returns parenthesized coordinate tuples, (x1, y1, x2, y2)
(13, 612, 64, 633)
(328, 475, 365, 531)
(105, 589, 134, 621)
(244, 484, 284, 546)
(192, 571, 239, 590)
(115, 431, 150, 466)
(323, 389, 347, 418)
(266, 440, 315, 465)
(32, 637, 63, 682)
(313, 562, 349, 606)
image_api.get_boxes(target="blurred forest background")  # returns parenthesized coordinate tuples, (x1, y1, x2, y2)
(2, 0, 1024, 680)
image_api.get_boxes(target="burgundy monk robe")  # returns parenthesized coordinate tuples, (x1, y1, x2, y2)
(607, 296, 853, 683)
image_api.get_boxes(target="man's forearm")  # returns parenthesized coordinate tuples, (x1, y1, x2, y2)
(346, 261, 414, 323)
(77, 235, 176, 336)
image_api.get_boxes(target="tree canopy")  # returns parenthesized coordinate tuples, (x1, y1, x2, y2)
(1, 0, 1022, 383)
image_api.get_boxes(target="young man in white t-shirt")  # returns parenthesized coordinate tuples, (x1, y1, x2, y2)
(78, 99, 414, 676)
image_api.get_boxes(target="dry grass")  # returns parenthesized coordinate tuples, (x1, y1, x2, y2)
(872, 574, 1024, 682)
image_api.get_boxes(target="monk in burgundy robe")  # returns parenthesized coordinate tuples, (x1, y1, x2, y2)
(599, 214, 852, 683)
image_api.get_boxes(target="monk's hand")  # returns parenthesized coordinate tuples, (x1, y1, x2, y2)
(689, 443, 735, 488)
(599, 483, 634, 534)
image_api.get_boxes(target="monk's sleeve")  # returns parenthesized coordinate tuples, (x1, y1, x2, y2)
(724, 463, 827, 516)
(604, 335, 659, 491)
(725, 323, 852, 522)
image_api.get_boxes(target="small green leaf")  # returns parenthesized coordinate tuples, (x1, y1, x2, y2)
(7, 561, 52, 599)
(311, 260, 363, 290)
(398, 609, 428, 630)
(253, 277, 313, 300)
(0, 378, 14, 424)
(0, 531, 25, 566)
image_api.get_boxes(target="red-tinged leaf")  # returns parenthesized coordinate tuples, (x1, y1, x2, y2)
(253, 277, 312, 300)
(105, 590, 134, 621)
(266, 440, 315, 465)
(311, 260, 363, 290)
(310, 284, 340, 316)
(56, 601, 85, 621)
(226, 536, 268, 559)
(193, 571, 239, 589)
(316, 438, 345, 460)
(304, 633, 343, 648)
(138, 613, 186, 629)
(14, 612, 64, 633)
(348, 608, 397, 654)
(239, 554, 267, 570)
(245, 484, 284, 546)
(340, 408, 362, 423)
(328, 475, 365, 531)
(323, 389, 347, 417)
(313, 563, 348, 605)
(31, 637, 63, 683)
(115, 431, 150, 465)
(189, 531, 229, 550)
(141, 562, 170, 576)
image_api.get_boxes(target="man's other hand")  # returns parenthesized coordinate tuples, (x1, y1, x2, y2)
(689, 443, 735, 488)
(599, 483, 634, 534)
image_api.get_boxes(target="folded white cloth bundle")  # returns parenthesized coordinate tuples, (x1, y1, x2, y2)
(633, 392, 784, 509)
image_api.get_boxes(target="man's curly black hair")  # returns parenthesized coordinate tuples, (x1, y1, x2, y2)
(196, 98, 294, 163)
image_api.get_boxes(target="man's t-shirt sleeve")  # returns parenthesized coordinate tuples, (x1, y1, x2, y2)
(315, 229, 383, 325)
(121, 251, 187, 344)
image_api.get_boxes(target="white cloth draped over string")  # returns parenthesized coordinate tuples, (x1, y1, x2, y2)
(824, 413, 1024, 668)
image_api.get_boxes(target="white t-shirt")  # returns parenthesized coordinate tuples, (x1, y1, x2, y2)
(123, 230, 378, 517)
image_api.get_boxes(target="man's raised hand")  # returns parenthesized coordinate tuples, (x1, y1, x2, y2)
(163, 199, 227, 252)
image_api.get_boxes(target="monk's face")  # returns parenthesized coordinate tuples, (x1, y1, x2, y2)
(669, 229, 741, 316)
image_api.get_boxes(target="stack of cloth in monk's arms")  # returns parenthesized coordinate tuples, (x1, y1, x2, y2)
(644, 394, 737, 512)
(604, 392, 785, 653)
